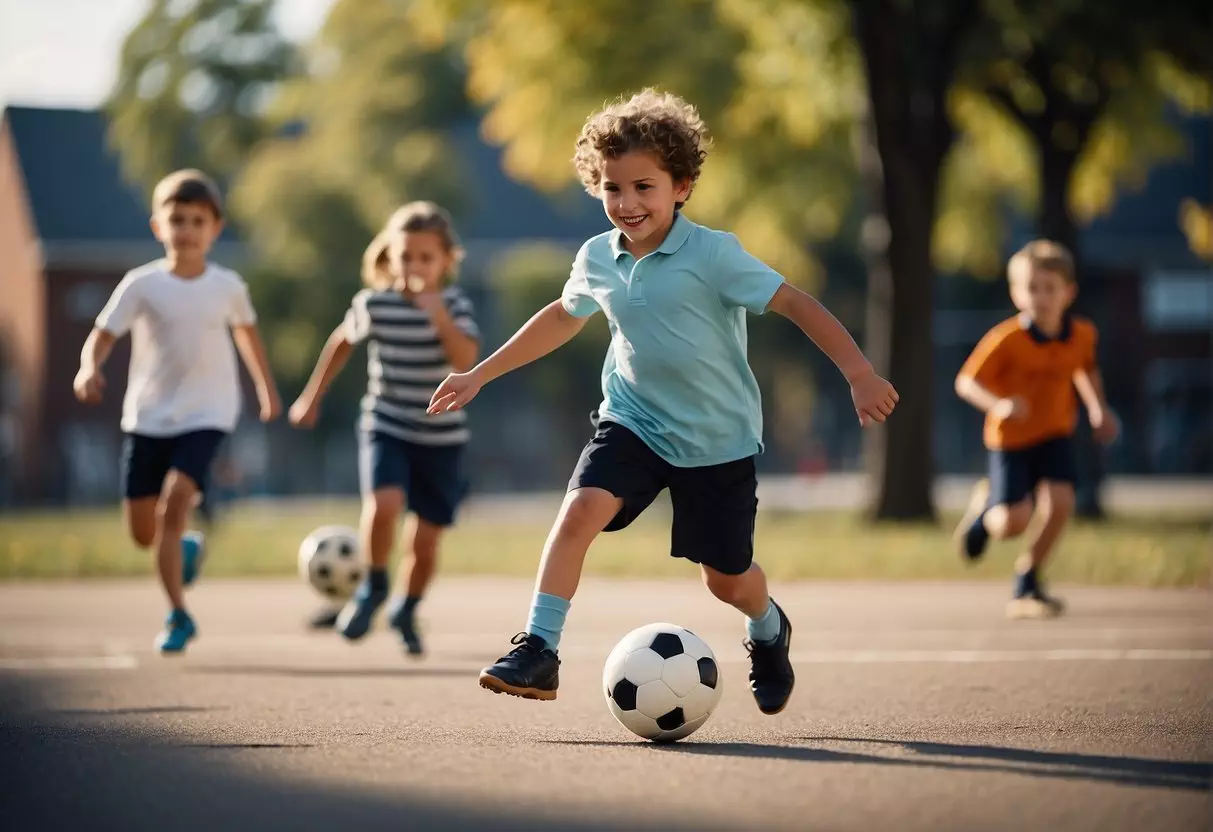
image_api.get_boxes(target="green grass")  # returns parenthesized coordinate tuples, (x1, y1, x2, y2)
(1, 499, 1209, 587)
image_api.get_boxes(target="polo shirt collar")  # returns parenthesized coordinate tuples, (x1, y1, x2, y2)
(1020, 312, 1073, 343)
(610, 212, 694, 261)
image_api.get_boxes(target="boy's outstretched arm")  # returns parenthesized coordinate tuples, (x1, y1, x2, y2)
(766, 284, 898, 426)
(955, 375, 1028, 421)
(232, 324, 282, 422)
(289, 325, 354, 429)
(73, 327, 118, 404)
(429, 300, 586, 414)
(1073, 366, 1119, 443)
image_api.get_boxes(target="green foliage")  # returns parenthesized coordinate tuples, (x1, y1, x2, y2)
(106, 0, 296, 192)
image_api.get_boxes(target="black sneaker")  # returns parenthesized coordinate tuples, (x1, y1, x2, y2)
(388, 602, 424, 657)
(478, 633, 560, 701)
(744, 601, 795, 715)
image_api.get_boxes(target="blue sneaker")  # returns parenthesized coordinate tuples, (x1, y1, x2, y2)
(337, 582, 388, 641)
(155, 609, 197, 654)
(181, 531, 206, 588)
(387, 600, 424, 656)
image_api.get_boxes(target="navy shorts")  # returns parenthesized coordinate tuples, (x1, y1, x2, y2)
(359, 431, 467, 527)
(988, 435, 1077, 506)
(569, 421, 758, 576)
(121, 430, 227, 500)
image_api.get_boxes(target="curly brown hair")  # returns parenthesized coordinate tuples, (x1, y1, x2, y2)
(572, 89, 709, 208)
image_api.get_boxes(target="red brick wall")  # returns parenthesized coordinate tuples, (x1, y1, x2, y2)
(0, 120, 46, 500)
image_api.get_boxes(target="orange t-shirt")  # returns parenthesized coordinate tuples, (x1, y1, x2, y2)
(958, 315, 1098, 451)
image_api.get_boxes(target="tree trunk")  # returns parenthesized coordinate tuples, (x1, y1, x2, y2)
(852, 1, 977, 521)
(1038, 143, 1107, 519)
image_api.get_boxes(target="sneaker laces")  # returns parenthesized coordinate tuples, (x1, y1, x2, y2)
(498, 632, 543, 662)
(743, 637, 791, 682)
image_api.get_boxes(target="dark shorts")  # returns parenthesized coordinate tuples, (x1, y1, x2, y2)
(988, 435, 1077, 506)
(569, 421, 758, 576)
(121, 430, 227, 500)
(359, 431, 467, 527)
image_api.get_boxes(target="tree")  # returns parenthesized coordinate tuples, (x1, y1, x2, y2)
(849, 0, 982, 519)
(106, 0, 295, 192)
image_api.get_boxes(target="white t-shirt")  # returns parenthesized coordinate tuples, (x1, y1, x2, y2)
(95, 260, 257, 436)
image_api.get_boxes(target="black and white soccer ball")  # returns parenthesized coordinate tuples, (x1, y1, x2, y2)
(603, 623, 723, 743)
(297, 525, 363, 601)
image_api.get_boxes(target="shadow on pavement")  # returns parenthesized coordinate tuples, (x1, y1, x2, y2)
(186, 665, 473, 679)
(545, 736, 1212, 793)
(0, 672, 710, 832)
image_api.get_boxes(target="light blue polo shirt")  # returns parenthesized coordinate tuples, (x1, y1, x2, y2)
(561, 213, 785, 467)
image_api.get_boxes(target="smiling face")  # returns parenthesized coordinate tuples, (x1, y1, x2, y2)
(599, 150, 691, 258)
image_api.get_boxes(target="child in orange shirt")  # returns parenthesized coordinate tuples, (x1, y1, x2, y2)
(954, 241, 1119, 619)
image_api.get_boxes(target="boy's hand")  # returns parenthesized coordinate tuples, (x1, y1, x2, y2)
(288, 395, 319, 429)
(991, 396, 1030, 421)
(73, 367, 105, 405)
(849, 369, 899, 427)
(428, 370, 483, 414)
(259, 388, 282, 423)
(1089, 406, 1120, 445)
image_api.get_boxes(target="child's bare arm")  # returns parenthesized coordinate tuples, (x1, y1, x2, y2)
(232, 324, 282, 422)
(1073, 366, 1118, 442)
(413, 292, 479, 372)
(429, 300, 586, 414)
(955, 375, 1028, 421)
(766, 284, 898, 425)
(290, 325, 355, 428)
(73, 328, 118, 404)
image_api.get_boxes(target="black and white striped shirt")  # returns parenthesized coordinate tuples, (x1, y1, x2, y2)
(343, 287, 480, 446)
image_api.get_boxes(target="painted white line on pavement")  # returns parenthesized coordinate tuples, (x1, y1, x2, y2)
(0, 655, 138, 671)
(718, 648, 1213, 664)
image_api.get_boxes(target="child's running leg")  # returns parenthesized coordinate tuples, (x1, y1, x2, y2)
(1007, 480, 1073, 619)
(152, 470, 200, 653)
(339, 487, 402, 640)
(388, 514, 440, 655)
(478, 487, 621, 700)
(124, 497, 158, 550)
(703, 563, 794, 715)
(955, 446, 1035, 561)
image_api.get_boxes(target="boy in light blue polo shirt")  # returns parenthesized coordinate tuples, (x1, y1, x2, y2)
(429, 89, 899, 714)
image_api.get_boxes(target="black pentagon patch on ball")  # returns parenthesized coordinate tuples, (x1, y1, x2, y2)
(656, 707, 685, 731)
(348, 569, 363, 584)
(611, 679, 638, 710)
(315, 564, 331, 579)
(697, 657, 718, 689)
(649, 632, 684, 659)
(338, 540, 354, 557)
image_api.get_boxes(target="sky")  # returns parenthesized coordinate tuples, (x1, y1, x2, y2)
(0, 0, 334, 109)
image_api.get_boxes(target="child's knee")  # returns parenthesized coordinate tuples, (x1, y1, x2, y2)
(1040, 482, 1075, 521)
(410, 519, 442, 561)
(701, 566, 747, 605)
(364, 489, 404, 525)
(156, 476, 197, 526)
(558, 488, 620, 537)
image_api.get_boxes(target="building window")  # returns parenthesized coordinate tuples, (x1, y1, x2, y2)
(1143, 272, 1213, 332)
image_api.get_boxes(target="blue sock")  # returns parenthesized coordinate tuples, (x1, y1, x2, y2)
(746, 598, 781, 644)
(1014, 567, 1038, 597)
(526, 592, 570, 652)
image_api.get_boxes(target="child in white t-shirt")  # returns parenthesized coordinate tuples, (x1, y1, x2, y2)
(73, 169, 281, 653)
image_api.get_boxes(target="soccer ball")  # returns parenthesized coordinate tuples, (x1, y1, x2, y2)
(297, 525, 363, 600)
(603, 623, 723, 743)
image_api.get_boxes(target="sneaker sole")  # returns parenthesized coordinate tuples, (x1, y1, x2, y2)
(478, 672, 557, 701)
(757, 678, 795, 716)
(1006, 598, 1065, 620)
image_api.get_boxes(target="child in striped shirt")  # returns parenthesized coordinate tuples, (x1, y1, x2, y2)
(290, 202, 480, 655)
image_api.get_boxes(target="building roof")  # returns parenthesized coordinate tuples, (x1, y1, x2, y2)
(3, 106, 158, 244)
